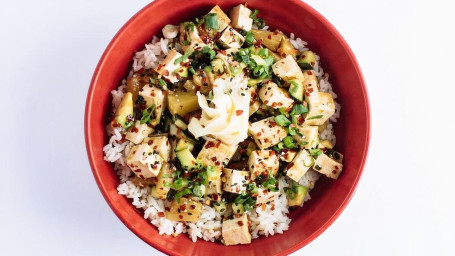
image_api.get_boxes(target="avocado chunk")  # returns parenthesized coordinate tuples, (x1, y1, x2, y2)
(288, 80, 304, 102)
(297, 50, 316, 70)
(232, 202, 245, 214)
(167, 91, 200, 116)
(175, 138, 194, 152)
(114, 92, 134, 128)
(175, 147, 198, 171)
(174, 66, 188, 78)
(287, 185, 308, 207)
(212, 201, 228, 214)
(211, 58, 225, 74)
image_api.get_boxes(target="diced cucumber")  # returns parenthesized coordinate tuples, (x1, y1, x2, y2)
(297, 50, 316, 70)
(288, 80, 304, 102)
(175, 148, 198, 171)
(232, 202, 245, 214)
(212, 201, 228, 214)
(287, 185, 308, 207)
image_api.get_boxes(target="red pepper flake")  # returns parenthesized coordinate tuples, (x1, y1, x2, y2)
(139, 174, 145, 179)
(257, 132, 262, 136)
(305, 92, 310, 96)
(215, 161, 220, 166)
(263, 190, 268, 195)
(271, 102, 278, 107)
(273, 30, 279, 35)
(151, 92, 156, 97)
(157, 212, 165, 217)
(267, 34, 272, 39)
(236, 110, 243, 116)
(307, 88, 314, 93)
(218, 50, 226, 55)
(261, 204, 266, 211)
(190, 204, 196, 210)
(179, 215, 183, 220)
(211, 156, 217, 162)
(307, 71, 313, 75)
(183, 172, 191, 177)
(271, 204, 275, 211)
(287, 163, 295, 170)
(332, 170, 338, 174)
(134, 169, 141, 173)
(162, 69, 169, 76)
(138, 68, 145, 74)
(205, 141, 215, 149)
(264, 100, 269, 104)
(163, 90, 169, 96)
(147, 140, 153, 145)
(238, 221, 244, 226)
(215, 140, 222, 148)
(179, 205, 186, 211)
(165, 207, 170, 211)
(212, 194, 218, 200)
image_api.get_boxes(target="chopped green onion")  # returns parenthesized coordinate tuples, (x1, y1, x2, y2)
(314, 165, 322, 170)
(244, 31, 255, 44)
(202, 46, 216, 60)
(204, 13, 219, 30)
(159, 79, 167, 86)
(188, 66, 196, 75)
(140, 104, 156, 124)
(283, 136, 295, 148)
(309, 148, 323, 157)
(307, 115, 323, 120)
(174, 188, 192, 203)
(290, 104, 309, 115)
(192, 184, 206, 197)
(274, 115, 291, 126)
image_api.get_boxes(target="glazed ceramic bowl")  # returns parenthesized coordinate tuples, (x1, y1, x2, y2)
(85, 0, 370, 255)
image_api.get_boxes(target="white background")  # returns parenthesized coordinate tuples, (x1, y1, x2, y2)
(1, 0, 454, 255)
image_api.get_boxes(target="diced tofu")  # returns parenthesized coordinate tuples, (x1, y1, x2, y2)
(248, 150, 279, 180)
(165, 198, 202, 222)
(247, 84, 261, 116)
(179, 22, 206, 52)
(302, 71, 319, 95)
(154, 49, 184, 83)
(230, 4, 253, 31)
(248, 117, 287, 149)
(138, 84, 166, 124)
(293, 124, 319, 149)
(127, 143, 163, 179)
(143, 135, 171, 161)
(222, 169, 249, 194)
(313, 152, 343, 179)
(217, 26, 245, 49)
(256, 188, 280, 205)
(125, 120, 154, 144)
(197, 140, 238, 168)
(278, 149, 298, 162)
(305, 92, 336, 126)
(206, 5, 231, 36)
(285, 149, 313, 182)
(222, 214, 251, 245)
(272, 55, 304, 81)
(206, 177, 222, 202)
(258, 81, 294, 109)
(251, 30, 283, 51)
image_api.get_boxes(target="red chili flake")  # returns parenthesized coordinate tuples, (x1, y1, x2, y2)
(277, 102, 283, 106)
(138, 68, 145, 74)
(264, 138, 269, 143)
(163, 90, 169, 96)
(236, 110, 243, 116)
(271, 102, 278, 107)
(218, 50, 226, 55)
(205, 141, 215, 149)
(120, 134, 126, 142)
(183, 172, 191, 177)
(271, 204, 275, 211)
(153, 145, 158, 150)
(151, 92, 156, 97)
(264, 100, 269, 104)
(212, 194, 218, 200)
(261, 204, 266, 211)
(215, 161, 220, 166)
(147, 140, 153, 145)
(273, 30, 279, 35)
(162, 69, 169, 76)
(211, 156, 217, 162)
(257, 132, 262, 136)
(134, 169, 141, 173)
(287, 163, 295, 169)
(311, 62, 315, 66)
(239, 148, 246, 154)
(179, 205, 186, 211)
(307, 88, 314, 93)
(332, 170, 338, 174)
(267, 34, 272, 39)
(238, 221, 244, 226)
(305, 92, 310, 96)
(179, 215, 183, 220)
(216, 140, 222, 148)
(139, 174, 145, 179)
(263, 190, 268, 195)
(281, 53, 286, 58)
(307, 71, 313, 75)
(157, 212, 165, 217)
(156, 64, 163, 71)
(298, 116, 305, 123)
(165, 207, 170, 211)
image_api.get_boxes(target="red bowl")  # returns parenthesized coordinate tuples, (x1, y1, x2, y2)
(85, 0, 370, 255)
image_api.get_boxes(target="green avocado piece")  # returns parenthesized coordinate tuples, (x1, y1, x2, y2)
(297, 50, 316, 70)
(288, 80, 304, 102)
(287, 185, 309, 207)
(175, 147, 198, 171)
(114, 92, 134, 128)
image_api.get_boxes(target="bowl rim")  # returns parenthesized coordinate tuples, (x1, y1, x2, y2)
(84, 0, 371, 255)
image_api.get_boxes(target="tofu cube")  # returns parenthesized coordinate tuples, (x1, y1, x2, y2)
(248, 117, 287, 149)
(248, 150, 279, 180)
(206, 177, 222, 202)
(197, 140, 238, 168)
(205, 5, 231, 37)
(165, 198, 202, 222)
(285, 149, 313, 182)
(138, 84, 166, 124)
(230, 4, 253, 31)
(278, 149, 298, 162)
(125, 120, 154, 144)
(313, 152, 343, 179)
(256, 188, 280, 205)
(272, 55, 304, 81)
(154, 49, 184, 83)
(258, 81, 294, 109)
(179, 22, 206, 52)
(217, 26, 245, 49)
(302, 72, 319, 95)
(247, 84, 261, 116)
(143, 135, 171, 161)
(305, 92, 336, 126)
(293, 124, 319, 149)
(127, 143, 164, 179)
(222, 214, 251, 245)
(223, 169, 249, 194)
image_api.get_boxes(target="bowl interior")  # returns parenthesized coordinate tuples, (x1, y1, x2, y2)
(85, 0, 370, 255)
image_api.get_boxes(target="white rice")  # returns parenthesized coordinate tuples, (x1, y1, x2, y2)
(103, 31, 341, 243)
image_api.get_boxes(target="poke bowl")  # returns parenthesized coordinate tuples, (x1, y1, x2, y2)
(85, 0, 370, 255)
